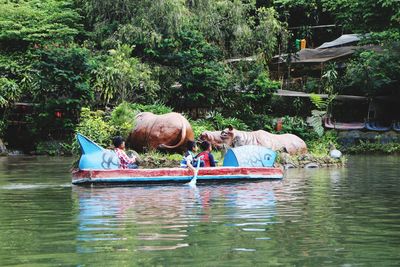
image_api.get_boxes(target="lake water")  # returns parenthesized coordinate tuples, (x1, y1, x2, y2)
(0, 156, 399, 266)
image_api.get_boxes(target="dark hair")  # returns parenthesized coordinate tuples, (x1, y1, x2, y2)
(187, 140, 196, 151)
(200, 141, 211, 151)
(113, 136, 124, 148)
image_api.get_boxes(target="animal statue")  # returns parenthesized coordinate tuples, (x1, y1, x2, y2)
(199, 131, 225, 149)
(220, 126, 308, 155)
(127, 112, 194, 152)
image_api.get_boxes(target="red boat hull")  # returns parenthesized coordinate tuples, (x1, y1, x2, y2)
(72, 167, 284, 185)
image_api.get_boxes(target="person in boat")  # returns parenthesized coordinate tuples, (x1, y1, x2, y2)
(197, 141, 216, 167)
(180, 140, 203, 172)
(113, 136, 138, 169)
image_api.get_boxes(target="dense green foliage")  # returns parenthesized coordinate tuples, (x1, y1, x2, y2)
(92, 45, 160, 105)
(0, 0, 82, 47)
(345, 141, 400, 154)
(345, 44, 400, 95)
(274, 0, 400, 33)
(30, 46, 93, 137)
(0, 77, 20, 108)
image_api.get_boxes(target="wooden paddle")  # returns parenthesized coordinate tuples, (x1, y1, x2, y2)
(188, 156, 203, 187)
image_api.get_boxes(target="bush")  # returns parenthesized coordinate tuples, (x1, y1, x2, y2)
(245, 114, 275, 132)
(345, 141, 400, 154)
(206, 111, 249, 131)
(110, 102, 136, 137)
(277, 116, 317, 141)
(73, 107, 115, 154)
(307, 130, 339, 156)
(190, 119, 215, 139)
(35, 141, 72, 156)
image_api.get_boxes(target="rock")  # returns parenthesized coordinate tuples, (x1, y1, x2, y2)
(330, 149, 342, 159)
(304, 162, 319, 169)
(284, 163, 296, 169)
(298, 153, 314, 162)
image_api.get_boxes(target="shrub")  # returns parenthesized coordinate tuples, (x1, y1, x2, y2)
(73, 107, 115, 154)
(307, 130, 339, 156)
(206, 111, 249, 131)
(35, 141, 72, 156)
(110, 102, 136, 137)
(245, 114, 275, 132)
(276, 116, 315, 140)
(190, 119, 215, 139)
(345, 141, 400, 154)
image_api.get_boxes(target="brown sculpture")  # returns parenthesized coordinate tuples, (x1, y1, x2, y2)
(127, 112, 194, 152)
(199, 131, 225, 149)
(220, 126, 308, 155)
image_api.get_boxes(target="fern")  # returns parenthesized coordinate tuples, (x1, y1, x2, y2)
(310, 93, 327, 110)
(309, 110, 326, 137)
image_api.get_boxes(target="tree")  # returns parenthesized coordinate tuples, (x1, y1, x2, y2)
(322, 0, 400, 32)
(92, 44, 160, 106)
(345, 45, 400, 96)
(79, 0, 189, 50)
(0, 78, 20, 108)
(28, 45, 94, 139)
(157, 29, 230, 108)
(0, 0, 83, 49)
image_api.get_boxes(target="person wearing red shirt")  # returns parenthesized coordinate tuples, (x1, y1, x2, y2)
(197, 141, 216, 167)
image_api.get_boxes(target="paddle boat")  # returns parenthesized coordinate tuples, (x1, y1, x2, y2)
(366, 121, 391, 131)
(324, 117, 365, 130)
(392, 121, 400, 132)
(72, 134, 284, 185)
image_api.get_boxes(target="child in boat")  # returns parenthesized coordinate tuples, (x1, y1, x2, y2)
(180, 140, 202, 172)
(113, 136, 138, 169)
(197, 141, 216, 167)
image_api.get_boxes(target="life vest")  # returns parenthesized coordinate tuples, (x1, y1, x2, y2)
(197, 151, 211, 167)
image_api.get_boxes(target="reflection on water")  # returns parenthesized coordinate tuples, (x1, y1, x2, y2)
(75, 182, 277, 254)
(0, 155, 400, 266)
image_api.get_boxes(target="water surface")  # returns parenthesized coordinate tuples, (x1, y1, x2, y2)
(0, 156, 399, 266)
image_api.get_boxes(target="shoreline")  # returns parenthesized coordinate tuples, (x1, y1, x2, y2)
(1, 151, 346, 169)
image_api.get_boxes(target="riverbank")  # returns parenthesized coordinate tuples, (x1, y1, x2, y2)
(133, 150, 345, 169)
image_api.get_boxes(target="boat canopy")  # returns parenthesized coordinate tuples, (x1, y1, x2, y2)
(222, 145, 277, 167)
